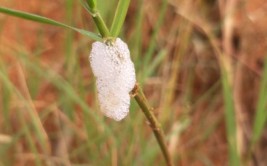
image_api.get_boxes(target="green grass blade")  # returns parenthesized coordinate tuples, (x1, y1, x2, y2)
(0, 70, 45, 166)
(0, 7, 101, 41)
(130, 0, 143, 70)
(110, 0, 131, 37)
(63, 0, 76, 119)
(221, 66, 240, 166)
(17, 51, 115, 138)
(252, 55, 267, 144)
(142, 0, 167, 71)
(144, 49, 167, 79)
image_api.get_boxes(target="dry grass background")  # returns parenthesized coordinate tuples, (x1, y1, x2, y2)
(1, 0, 267, 165)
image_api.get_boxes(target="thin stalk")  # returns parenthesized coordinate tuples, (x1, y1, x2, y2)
(86, 1, 171, 164)
(91, 10, 110, 38)
(86, 0, 110, 38)
(86, 0, 96, 10)
(132, 84, 173, 166)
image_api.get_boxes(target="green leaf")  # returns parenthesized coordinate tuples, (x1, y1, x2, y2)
(221, 66, 240, 166)
(252, 55, 267, 144)
(0, 7, 101, 41)
(110, 0, 131, 37)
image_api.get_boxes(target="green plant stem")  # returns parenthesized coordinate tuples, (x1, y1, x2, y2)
(91, 10, 110, 38)
(86, 1, 171, 164)
(132, 84, 173, 166)
(86, 0, 110, 38)
(86, 0, 96, 10)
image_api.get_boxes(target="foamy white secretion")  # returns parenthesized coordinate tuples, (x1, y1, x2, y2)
(89, 38, 136, 121)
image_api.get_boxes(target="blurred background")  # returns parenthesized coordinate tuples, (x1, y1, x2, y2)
(1, 0, 267, 165)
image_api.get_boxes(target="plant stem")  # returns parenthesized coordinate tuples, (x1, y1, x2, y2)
(86, 0, 96, 10)
(86, 0, 110, 38)
(91, 10, 110, 38)
(132, 84, 173, 166)
(86, 1, 171, 164)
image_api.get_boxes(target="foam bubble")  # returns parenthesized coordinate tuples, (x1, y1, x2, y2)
(89, 38, 136, 121)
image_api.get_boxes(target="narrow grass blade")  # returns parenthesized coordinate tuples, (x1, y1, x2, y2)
(17, 51, 115, 138)
(0, 62, 11, 131)
(130, 0, 144, 70)
(221, 67, 240, 166)
(63, 0, 76, 119)
(252, 55, 267, 144)
(0, 70, 43, 166)
(0, 7, 101, 41)
(110, 0, 131, 37)
(144, 49, 167, 79)
(142, 0, 167, 72)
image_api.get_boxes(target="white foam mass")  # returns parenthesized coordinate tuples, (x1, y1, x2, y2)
(89, 38, 136, 121)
